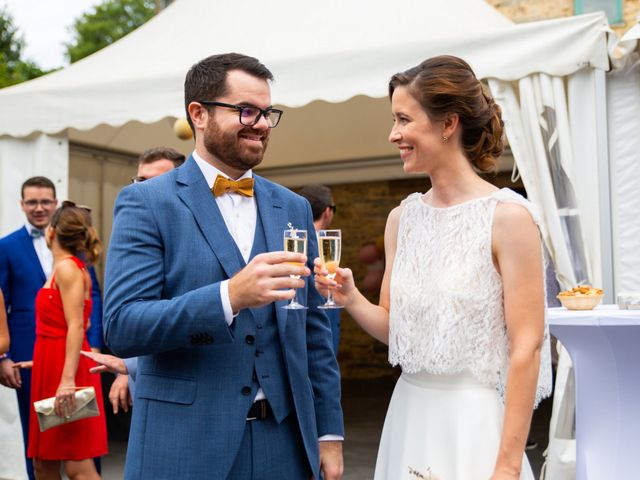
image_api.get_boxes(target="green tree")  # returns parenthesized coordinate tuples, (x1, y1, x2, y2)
(0, 7, 46, 88)
(65, 0, 156, 63)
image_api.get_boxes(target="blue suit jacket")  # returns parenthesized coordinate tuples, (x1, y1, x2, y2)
(104, 158, 343, 479)
(0, 226, 104, 360)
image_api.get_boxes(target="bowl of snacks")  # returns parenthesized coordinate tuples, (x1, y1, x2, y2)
(557, 285, 604, 310)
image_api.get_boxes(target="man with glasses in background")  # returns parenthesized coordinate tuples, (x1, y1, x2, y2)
(0, 176, 104, 479)
(85, 146, 186, 415)
(131, 146, 185, 184)
(104, 53, 343, 479)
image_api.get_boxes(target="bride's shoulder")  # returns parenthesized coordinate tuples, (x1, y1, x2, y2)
(492, 188, 540, 226)
(391, 191, 422, 222)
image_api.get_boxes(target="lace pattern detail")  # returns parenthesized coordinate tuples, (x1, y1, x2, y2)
(389, 189, 552, 406)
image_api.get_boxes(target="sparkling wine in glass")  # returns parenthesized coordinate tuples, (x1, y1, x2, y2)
(282, 227, 308, 310)
(318, 229, 342, 309)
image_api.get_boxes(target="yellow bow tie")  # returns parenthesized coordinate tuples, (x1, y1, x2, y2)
(212, 175, 254, 197)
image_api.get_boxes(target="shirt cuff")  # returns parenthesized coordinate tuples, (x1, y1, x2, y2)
(220, 280, 236, 326)
(319, 434, 344, 441)
(123, 357, 137, 380)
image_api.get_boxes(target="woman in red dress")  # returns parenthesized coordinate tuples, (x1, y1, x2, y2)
(28, 201, 107, 479)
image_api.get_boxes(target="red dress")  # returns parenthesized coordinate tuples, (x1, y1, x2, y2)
(28, 256, 108, 460)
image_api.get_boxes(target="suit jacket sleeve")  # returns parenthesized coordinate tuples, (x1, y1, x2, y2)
(86, 266, 104, 349)
(301, 201, 345, 437)
(103, 185, 234, 358)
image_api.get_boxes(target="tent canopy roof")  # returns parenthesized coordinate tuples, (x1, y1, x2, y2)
(0, 0, 609, 137)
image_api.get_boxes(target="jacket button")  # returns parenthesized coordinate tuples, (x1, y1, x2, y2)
(241, 386, 251, 396)
(245, 335, 255, 345)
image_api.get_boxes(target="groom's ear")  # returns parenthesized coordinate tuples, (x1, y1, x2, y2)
(187, 102, 209, 135)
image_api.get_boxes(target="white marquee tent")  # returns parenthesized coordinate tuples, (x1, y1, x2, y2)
(0, 0, 637, 303)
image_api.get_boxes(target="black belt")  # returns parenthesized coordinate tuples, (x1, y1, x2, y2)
(246, 399, 272, 421)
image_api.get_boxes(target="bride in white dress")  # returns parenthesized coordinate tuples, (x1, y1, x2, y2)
(315, 55, 551, 480)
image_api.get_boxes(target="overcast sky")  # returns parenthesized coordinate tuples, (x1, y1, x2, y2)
(1, 0, 102, 70)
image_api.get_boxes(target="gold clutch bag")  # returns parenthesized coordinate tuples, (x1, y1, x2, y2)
(33, 386, 100, 432)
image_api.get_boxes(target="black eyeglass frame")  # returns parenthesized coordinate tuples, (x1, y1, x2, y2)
(198, 101, 283, 128)
(22, 199, 56, 208)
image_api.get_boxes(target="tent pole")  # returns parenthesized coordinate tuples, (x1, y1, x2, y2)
(594, 69, 614, 302)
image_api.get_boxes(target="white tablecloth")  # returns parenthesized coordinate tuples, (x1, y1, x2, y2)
(548, 305, 640, 480)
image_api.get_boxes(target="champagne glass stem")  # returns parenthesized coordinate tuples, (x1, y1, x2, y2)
(326, 287, 335, 306)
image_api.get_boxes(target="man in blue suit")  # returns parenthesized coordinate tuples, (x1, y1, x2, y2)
(0, 176, 104, 480)
(104, 53, 344, 479)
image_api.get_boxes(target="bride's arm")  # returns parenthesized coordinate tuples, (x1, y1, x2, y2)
(315, 206, 402, 345)
(491, 203, 545, 479)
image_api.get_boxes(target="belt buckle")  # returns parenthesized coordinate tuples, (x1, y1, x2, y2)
(246, 400, 267, 421)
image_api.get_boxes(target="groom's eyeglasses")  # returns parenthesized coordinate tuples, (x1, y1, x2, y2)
(198, 101, 283, 128)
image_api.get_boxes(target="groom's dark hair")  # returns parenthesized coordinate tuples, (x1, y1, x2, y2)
(184, 53, 274, 134)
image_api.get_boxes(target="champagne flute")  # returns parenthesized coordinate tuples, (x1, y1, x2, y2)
(317, 229, 342, 309)
(282, 227, 308, 310)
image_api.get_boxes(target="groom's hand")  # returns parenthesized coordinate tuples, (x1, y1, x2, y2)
(229, 251, 309, 311)
(319, 440, 343, 480)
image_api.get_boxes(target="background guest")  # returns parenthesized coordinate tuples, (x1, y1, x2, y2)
(28, 201, 108, 479)
(0, 176, 104, 479)
(299, 184, 341, 354)
(85, 146, 186, 416)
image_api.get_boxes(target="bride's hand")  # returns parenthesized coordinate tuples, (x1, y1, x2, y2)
(313, 258, 357, 308)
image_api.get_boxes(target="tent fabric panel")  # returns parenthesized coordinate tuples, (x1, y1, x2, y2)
(607, 55, 640, 295)
(0, 10, 609, 138)
(0, 134, 69, 236)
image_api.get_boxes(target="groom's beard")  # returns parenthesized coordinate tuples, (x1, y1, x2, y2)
(203, 117, 269, 172)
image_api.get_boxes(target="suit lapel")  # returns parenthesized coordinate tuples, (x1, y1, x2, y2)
(18, 227, 46, 282)
(254, 176, 291, 335)
(176, 158, 244, 279)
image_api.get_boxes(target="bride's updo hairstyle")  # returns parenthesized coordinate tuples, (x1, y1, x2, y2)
(389, 55, 504, 172)
(50, 201, 102, 265)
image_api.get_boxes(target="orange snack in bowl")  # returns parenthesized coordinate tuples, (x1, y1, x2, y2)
(557, 285, 604, 310)
(558, 285, 604, 297)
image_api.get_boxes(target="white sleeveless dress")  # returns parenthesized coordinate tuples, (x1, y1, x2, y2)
(374, 189, 552, 480)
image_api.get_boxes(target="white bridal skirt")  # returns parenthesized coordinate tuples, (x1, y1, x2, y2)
(374, 370, 534, 480)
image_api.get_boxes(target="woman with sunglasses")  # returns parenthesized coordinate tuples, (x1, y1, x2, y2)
(28, 202, 107, 479)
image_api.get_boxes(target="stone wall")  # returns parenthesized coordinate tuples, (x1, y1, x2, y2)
(310, 172, 523, 379)
(487, 0, 640, 35)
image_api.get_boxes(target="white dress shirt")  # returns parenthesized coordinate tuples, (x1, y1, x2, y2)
(26, 222, 53, 278)
(193, 153, 342, 441)
(193, 152, 265, 401)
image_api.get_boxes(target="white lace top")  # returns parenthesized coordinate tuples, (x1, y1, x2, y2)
(388, 188, 552, 406)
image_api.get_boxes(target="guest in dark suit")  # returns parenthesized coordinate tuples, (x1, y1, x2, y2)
(299, 184, 341, 355)
(104, 53, 344, 479)
(0, 176, 104, 479)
